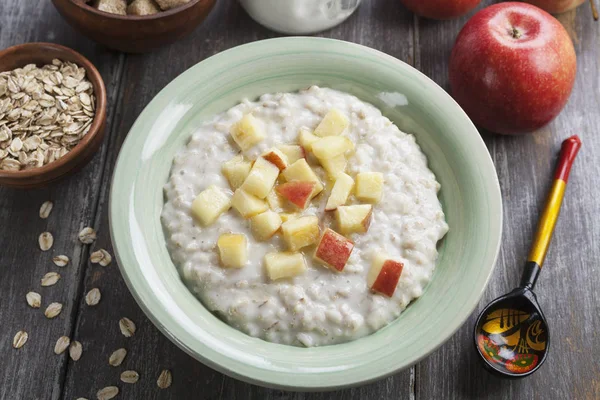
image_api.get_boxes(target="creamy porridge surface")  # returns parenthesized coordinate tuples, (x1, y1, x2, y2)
(161, 86, 449, 347)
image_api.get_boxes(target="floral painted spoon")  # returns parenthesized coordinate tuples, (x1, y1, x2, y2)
(474, 135, 581, 378)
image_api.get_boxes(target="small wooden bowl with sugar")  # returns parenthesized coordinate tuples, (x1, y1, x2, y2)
(51, 0, 217, 53)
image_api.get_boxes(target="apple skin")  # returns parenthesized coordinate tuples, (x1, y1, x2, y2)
(314, 229, 354, 272)
(449, 2, 576, 135)
(399, 0, 481, 19)
(371, 260, 404, 297)
(276, 181, 315, 209)
(524, 0, 585, 14)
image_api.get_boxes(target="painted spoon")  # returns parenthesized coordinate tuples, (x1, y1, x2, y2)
(474, 135, 581, 378)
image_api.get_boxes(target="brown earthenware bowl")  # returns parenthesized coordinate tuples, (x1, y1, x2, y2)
(0, 42, 107, 189)
(51, 0, 217, 53)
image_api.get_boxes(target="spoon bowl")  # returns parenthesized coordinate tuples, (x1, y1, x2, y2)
(475, 287, 549, 377)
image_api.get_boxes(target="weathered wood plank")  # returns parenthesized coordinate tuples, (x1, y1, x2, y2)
(416, 1, 600, 399)
(61, 1, 417, 399)
(0, 2, 125, 400)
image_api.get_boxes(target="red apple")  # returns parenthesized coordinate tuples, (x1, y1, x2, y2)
(314, 228, 354, 272)
(276, 181, 316, 209)
(449, 2, 576, 134)
(399, 0, 481, 19)
(524, 0, 585, 14)
(367, 255, 404, 297)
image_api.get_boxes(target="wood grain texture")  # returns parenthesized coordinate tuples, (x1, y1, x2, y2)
(2, 0, 599, 399)
(0, 2, 125, 400)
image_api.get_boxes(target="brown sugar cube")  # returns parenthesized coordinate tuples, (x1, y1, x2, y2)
(95, 0, 127, 14)
(154, 0, 190, 11)
(127, 0, 160, 15)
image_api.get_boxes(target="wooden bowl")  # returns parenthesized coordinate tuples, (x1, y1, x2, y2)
(0, 43, 107, 189)
(51, 0, 217, 53)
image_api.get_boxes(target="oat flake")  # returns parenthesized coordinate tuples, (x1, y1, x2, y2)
(13, 330, 28, 349)
(78, 227, 96, 244)
(90, 249, 111, 265)
(45, 302, 63, 319)
(26, 291, 41, 308)
(54, 336, 70, 354)
(120, 370, 139, 384)
(109, 348, 127, 366)
(41, 272, 61, 286)
(38, 232, 54, 251)
(119, 317, 136, 337)
(85, 288, 101, 306)
(39, 201, 53, 219)
(96, 386, 119, 400)
(69, 340, 83, 361)
(53, 255, 70, 267)
(157, 369, 172, 389)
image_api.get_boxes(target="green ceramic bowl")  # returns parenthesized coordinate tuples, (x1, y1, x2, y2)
(110, 37, 502, 390)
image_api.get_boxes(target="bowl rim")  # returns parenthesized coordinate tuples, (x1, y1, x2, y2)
(0, 42, 107, 181)
(67, 0, 206, 20)
(109, 37, 503, 390)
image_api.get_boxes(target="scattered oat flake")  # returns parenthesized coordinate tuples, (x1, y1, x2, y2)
(53, 255, 69, 267)
(90, 249, 111, 266)
(85, 288, 101, 306)
(120, 370, 139, 384)
(78, 227, 96, 244)
(39, 201, 53, 219)
(26, 291, 41, 308)
(39, 232, 54, 251)
(54, 336, 70, 354)
(45, 302, 63, 319)
(41, 272, 61, 286)
(119, 317, 136, 337)
(157, 369, 172, 389)
(76, 398, 89, 400)
(69, 341, 83, 361)
(96, 386, 119, 400)
(13, 330, 28, 349)
(109, 348, 127, 366)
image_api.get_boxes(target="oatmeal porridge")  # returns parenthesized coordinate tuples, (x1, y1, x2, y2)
(161, 86, 449, 347)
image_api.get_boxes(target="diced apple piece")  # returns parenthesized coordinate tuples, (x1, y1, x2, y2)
(298, 128, 319, 152)
(276, 181, 316, 209)
(217, 233, 248, 268)
(314, 228, 354, 272)
(325, 173, 354, 211)
(250, 210, 282, 241)
(231, 189, 268, 219)
(241, 157, 280, 199)
(261, 147, 288, 171)
(314, 109, 349, 137)
(229, 114, 265, 151)
(266, 189, 284, 211)
(281, 159, 323, 197)
(335, 204, 373, 234)
(311, 136, 354, 160)
(281, 215, 320, 251)
(279, 212, 298, 223)
(191, 185, 231, 226)
(355, 172, 384, 204)
(264, 252, 307, 280)
(367, 254, 404, 297)
(320, 154, 347, 179)
(277, 144, 305, 164)
(221, 155, 252, 190)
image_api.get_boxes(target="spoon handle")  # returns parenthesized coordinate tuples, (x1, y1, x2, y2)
(521, 135, 582, 289)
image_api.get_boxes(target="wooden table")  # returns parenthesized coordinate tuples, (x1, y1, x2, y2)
(1, 1, 598, 399)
